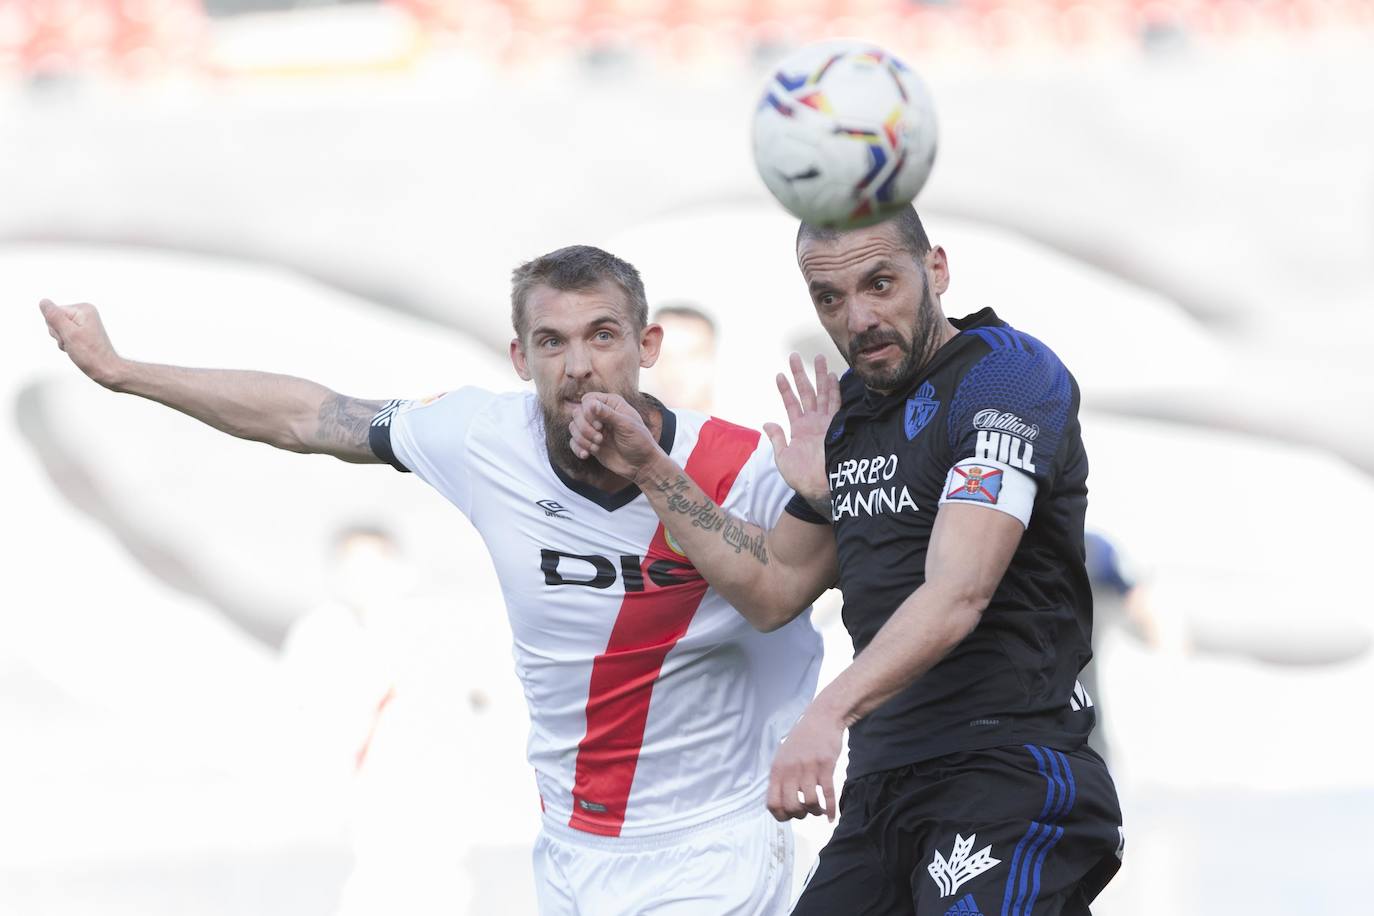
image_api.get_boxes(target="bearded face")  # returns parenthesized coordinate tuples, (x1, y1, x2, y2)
(844, 277, 942, 392)
(509, 281, 664, 481)
(798, 224, 951, 396)
(537, 379, 655, 479)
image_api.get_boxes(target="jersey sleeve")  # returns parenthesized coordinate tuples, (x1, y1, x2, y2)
(730, 437, 801, 529)
(941, 336, 1074, 526)
(368, 387, 496, 515)
(784, 492, 829, 525)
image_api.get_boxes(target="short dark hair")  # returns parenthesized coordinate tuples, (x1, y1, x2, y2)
(795, 205, 932, 261)
(510, 245, 648, 341)
(653, 302, 716, 335)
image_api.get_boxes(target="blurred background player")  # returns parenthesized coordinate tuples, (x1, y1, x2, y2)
(37, 243, 822, 916)
(281, 524, 408, 782)
(644, 302, 718, 414)
(1077, 529, 1175, 765)
(281, 524, 488, 916)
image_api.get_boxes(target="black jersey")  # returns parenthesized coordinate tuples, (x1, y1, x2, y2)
(787, 308, 1095, 778)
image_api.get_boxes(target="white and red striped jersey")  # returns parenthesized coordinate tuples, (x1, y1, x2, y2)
(368, 388, 821, 838)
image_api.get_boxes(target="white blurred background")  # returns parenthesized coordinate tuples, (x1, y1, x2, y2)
(2, 2, 1373, 914)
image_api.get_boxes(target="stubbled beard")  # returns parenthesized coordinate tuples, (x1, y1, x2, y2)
(847, 283, 943, 393)
(539, 384, 655, 480)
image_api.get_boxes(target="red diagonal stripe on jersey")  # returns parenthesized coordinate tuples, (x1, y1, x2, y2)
(568, 418, 761, 836)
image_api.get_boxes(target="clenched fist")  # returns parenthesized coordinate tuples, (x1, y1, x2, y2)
(39, 299, 125, 388)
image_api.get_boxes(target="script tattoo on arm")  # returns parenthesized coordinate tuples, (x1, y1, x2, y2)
(316, 394, 385, 452)
(653, 475, 769, 565)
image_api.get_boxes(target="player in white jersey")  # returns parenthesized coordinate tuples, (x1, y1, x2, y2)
(38, 244, 823, 915)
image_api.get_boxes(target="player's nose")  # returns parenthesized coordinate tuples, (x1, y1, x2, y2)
(563, 342, 594, 378)
(846, 296, 882, 335)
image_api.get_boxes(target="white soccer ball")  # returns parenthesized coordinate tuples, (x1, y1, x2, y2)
(751, 39, 938, 229)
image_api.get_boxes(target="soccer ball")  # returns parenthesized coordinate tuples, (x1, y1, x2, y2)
(751, 39, 938, 230)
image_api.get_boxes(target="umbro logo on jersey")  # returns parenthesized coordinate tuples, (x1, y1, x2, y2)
(928, 833, 1002, 898)
(905, 381, 940, 440)
(536, 499, 572, 518)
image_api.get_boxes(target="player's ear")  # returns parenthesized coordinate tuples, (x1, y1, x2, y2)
(926, 246, 950, 296)
(510, 337, 532, 381)
(638, 322, 664, 369)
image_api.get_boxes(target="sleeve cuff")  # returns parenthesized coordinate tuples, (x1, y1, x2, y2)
(784, 492, 831, 525)
(368, 399, 410, 473)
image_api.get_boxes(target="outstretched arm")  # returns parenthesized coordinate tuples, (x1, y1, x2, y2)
(570, 354, 840, 632)
(40, 299, 385, 463)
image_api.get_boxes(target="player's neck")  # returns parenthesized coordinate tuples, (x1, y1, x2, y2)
(564, 465, 636, 494)
(907, 317, 960, 383)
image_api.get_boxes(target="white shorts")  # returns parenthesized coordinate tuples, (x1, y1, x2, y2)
(532, 802, 794, 916)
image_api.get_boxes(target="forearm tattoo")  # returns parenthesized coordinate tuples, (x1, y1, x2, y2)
(317, 394, 383, 448)
(653, 475, 769, 566)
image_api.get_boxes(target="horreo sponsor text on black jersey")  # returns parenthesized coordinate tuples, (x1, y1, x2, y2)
(786, 308, 1095, 778)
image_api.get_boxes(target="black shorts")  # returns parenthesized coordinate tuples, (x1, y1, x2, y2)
(791, 744, 1123, 916)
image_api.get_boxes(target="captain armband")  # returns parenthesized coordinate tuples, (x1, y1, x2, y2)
(938, 457, 1037, 527)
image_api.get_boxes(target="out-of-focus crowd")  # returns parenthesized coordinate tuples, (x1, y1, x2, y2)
(4, 0, 1371, 83)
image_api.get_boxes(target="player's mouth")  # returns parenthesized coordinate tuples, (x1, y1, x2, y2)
(856, 342, 897, 362)
(559, 390, 597, 412)
(851, 330, 908, 365)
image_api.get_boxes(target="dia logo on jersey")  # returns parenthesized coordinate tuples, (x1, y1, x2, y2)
(540, 549, 697, 591)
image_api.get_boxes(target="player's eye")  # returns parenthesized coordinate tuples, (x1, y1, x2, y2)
(594, 329, 614, 342)
(873, 277, 892, 292)
(540, 337, 561, 349)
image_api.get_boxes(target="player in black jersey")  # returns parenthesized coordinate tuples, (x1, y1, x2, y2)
(567, 205, 1123, 915)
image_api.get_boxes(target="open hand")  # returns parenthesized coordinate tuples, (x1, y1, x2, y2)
(762, 353, 840, 510)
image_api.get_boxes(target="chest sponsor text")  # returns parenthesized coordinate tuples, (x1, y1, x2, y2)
(828, 453, 920, 520)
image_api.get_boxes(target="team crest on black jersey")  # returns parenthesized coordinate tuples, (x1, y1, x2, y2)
(905, 381, 940, 440)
